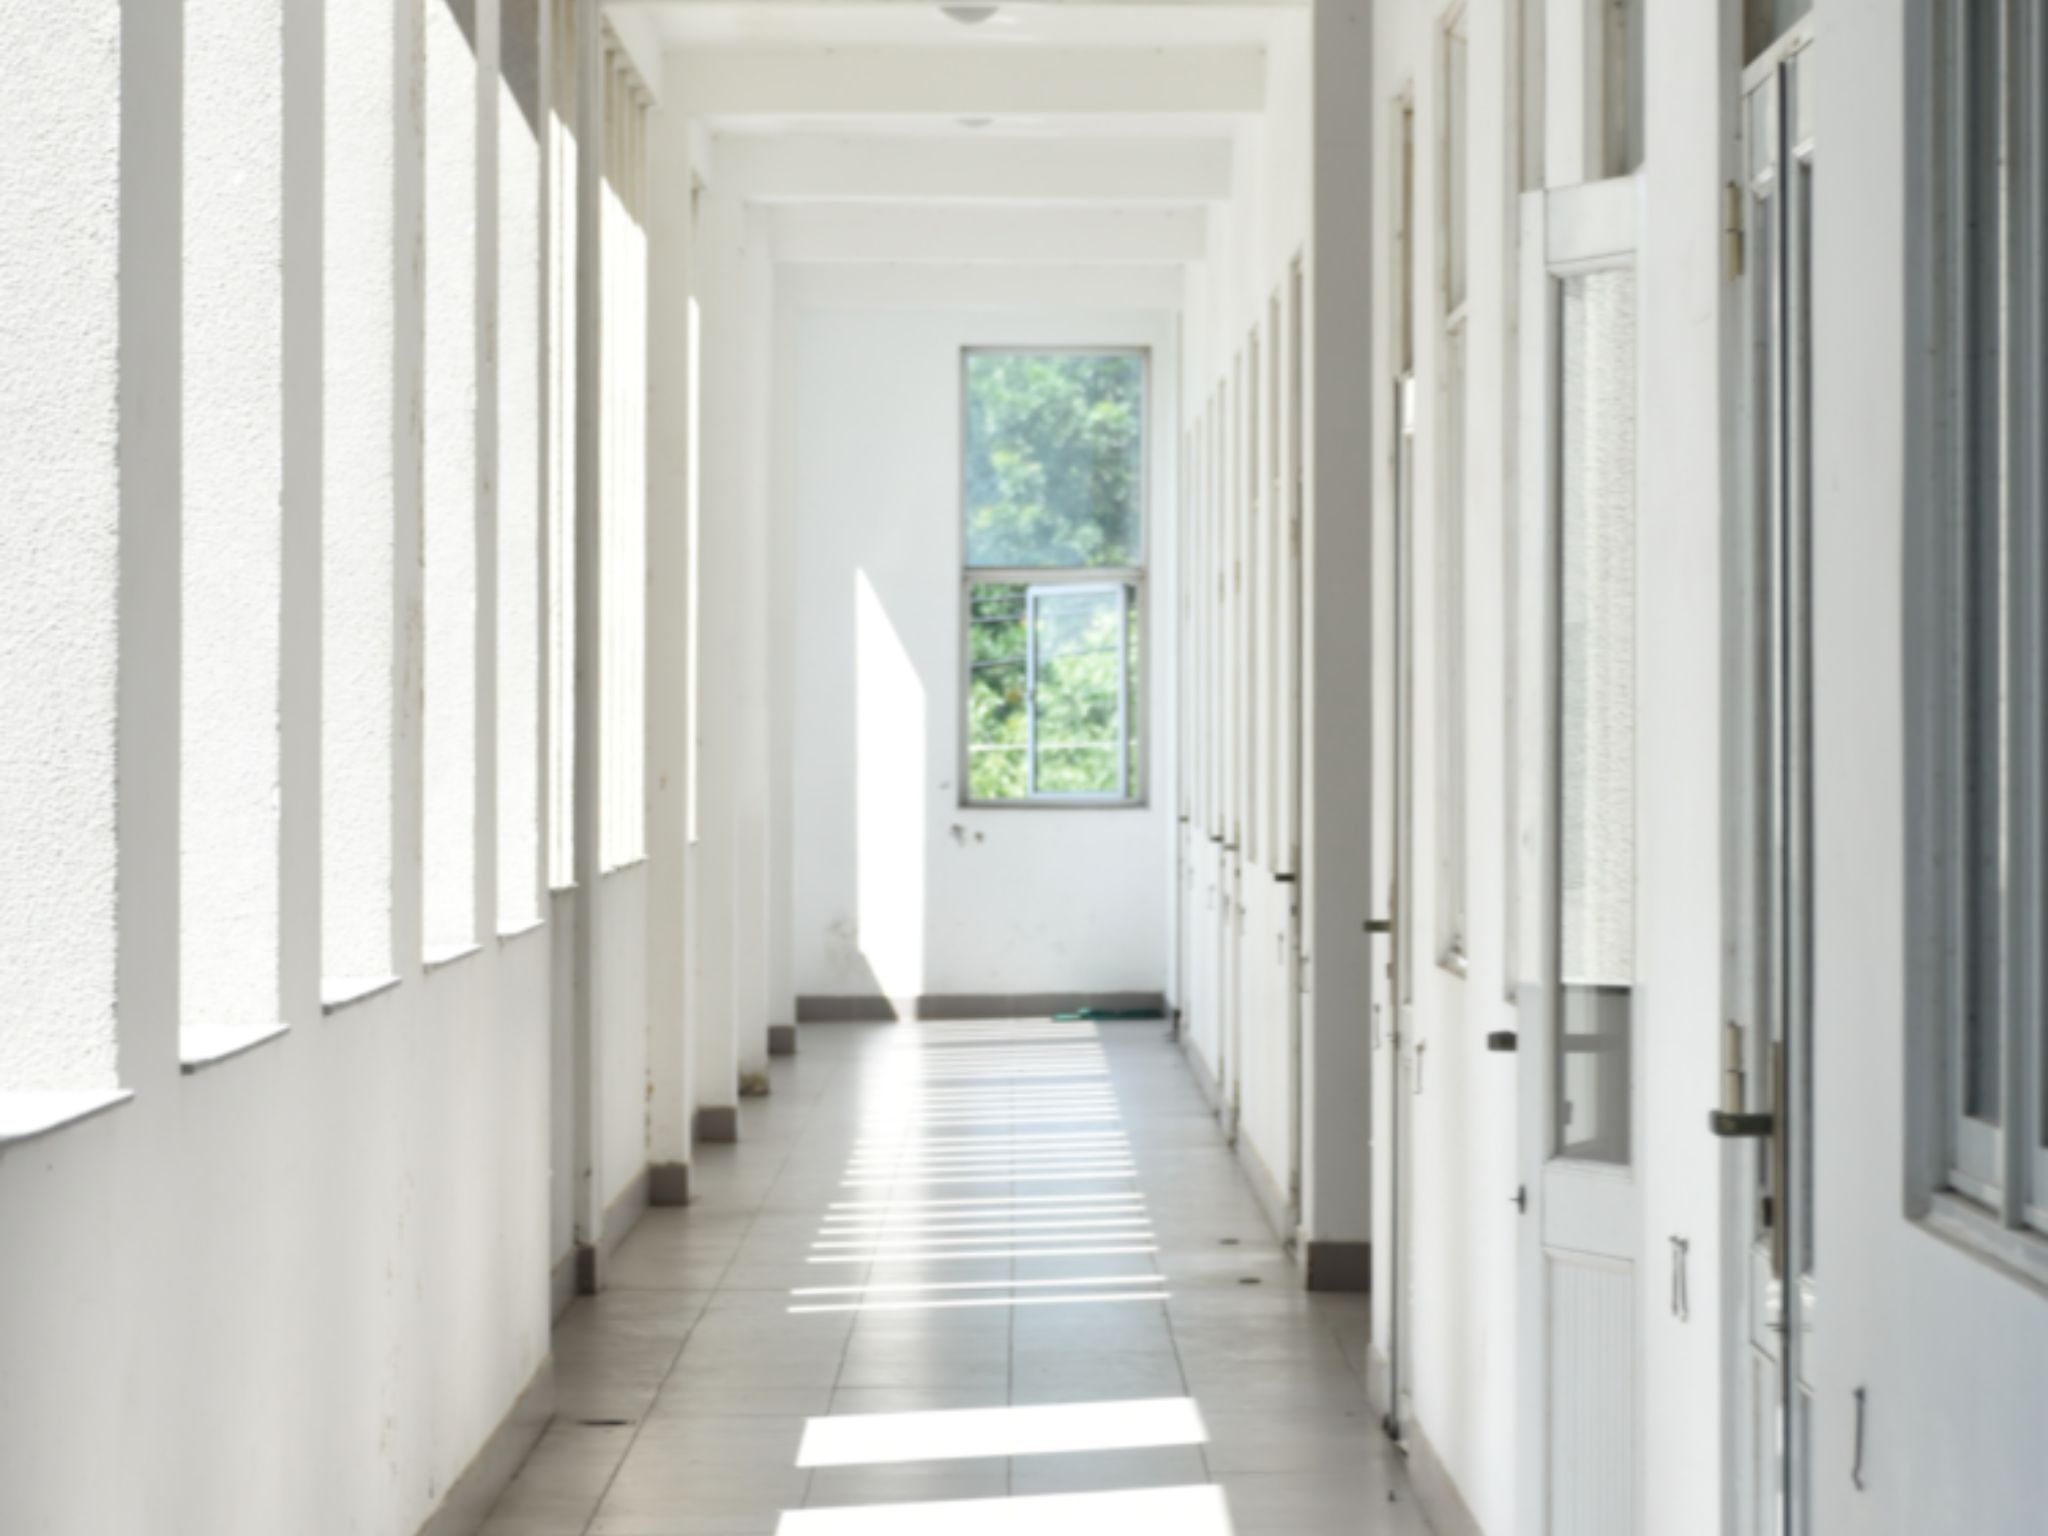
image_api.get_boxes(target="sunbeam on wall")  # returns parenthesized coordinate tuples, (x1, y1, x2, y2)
(847, 573, 929, 1003)
(854, 570, 926, 997)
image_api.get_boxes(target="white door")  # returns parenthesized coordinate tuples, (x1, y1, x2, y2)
(1514, 173, 1645, 1536)
(1725, 25, 1817, 1536)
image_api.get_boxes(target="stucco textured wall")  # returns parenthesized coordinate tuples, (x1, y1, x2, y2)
(0, 0, 123, 1091)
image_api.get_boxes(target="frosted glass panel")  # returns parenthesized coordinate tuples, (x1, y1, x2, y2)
(1558, 268, 1637, 987)
(1554, 266, 1636, 1167)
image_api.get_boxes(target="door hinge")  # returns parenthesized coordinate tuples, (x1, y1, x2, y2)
(1723, 180, 1745, 281)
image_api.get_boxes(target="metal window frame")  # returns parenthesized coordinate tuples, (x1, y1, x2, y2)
(956, 342, 1152, 811)
(1907, 0, 2048, 1270)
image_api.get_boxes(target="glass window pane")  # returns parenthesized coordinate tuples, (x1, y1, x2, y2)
(1555, 266, 1638, 1165)
(966, 582, 1030, 802)
(965, 352, 1145, 568)
(1031, 585, 1128, 797)
(1444, 17, 1468, 314)
(1745, 0, 1812, 64)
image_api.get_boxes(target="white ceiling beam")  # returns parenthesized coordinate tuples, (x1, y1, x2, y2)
(779, 261, 1185, 313)
(714, 135, 1234, 205)
(770, 204, 1206, 265)
(665, 46, 1266, 119)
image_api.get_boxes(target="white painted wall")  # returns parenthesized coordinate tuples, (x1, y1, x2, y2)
(1179, 9, 1312, 1180)
(1356, 1, 1735, 1528)
(782, 297, 1176, 1004)
(0, 950, 554, 1536)
(0, 6, 676, 1533)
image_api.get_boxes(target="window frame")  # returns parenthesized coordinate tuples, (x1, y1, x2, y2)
(1908, 0, 2048, 1271)
(957, 345, 1152, 811)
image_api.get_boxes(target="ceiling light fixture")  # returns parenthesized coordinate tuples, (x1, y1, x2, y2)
(939, 3, 1000, 25)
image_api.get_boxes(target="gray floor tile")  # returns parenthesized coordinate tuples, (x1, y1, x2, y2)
(482, 1020, 1430, 1536)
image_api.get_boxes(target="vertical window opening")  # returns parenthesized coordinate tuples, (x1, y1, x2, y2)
(600, 44, 649, 870)
(0, 1, 123, 1091)
(498, 0, 545, 932)
(183, 0, 285, 1044)
(686, 292, 703, 846)
(322, 0, 403, 991)
(1517, 0, 1547, 194)
(424, 0, 482, 956)
(546, 0, 578, 889)
(1594, 0, 1644, 178)
(961, 350, 1148, 806)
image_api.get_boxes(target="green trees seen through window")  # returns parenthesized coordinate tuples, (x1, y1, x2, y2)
(963, 351, 1145, 802)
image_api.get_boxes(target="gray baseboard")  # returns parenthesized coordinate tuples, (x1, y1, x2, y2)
(695, 1105, 738, 1144)
(1362, 1348, 1484, 1534)
(767, 1023, 798, 1056)
(603, 1167, 649, 1258)
(1404, 1418, 1487, 1536)
(549, 1249, 577, 1321)
(1178, 1032, 1226, 1112)
(796, 991, 1166, 1023)
(649, 1162, 690, 1206)
(1235, 1135, 1297, 1254)
(572, 1167, 652, 1297)
(1304, 1239, 1373, 1294)
(414, 1355, 555, 1536)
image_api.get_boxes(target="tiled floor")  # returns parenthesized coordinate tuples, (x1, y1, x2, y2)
(481, 1020, 1429, 1535)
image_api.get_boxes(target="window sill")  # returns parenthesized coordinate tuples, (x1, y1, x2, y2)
(322, 974, 401, 1015)
(0, 1089, 134, 1152)
(601, 856, 650, 878)
(1923, 1191, 2048, 1297)
(180, 1022, 289, 1076)
(498, 918, 548, 943)
(1437, 950, 1470, 980)
(424, 943, 483, 973)
(959, 799, 1150, 813)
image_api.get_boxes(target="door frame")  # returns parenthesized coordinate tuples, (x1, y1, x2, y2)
(1723, 18, 1819, 1535)
(1513, 171, 1647, 1536)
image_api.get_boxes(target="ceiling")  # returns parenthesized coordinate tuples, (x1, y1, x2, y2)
(620, 0, 1300, 51)
(612, 0, 1298, 283)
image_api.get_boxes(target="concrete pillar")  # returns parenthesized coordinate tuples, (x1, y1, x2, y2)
(570, 0, 606, 1286)
(279, 0, 324, 1039)
(689, 179, 744, 1141)
(118, 0, 185, 1093)
(645, 100, 697, 1192)
(1300, 0, 1378, 1290)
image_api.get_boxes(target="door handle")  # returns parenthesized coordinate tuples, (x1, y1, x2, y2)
(1706, 1021, 1773, 1137)
(1706, 1024, 1788, 1280)
(1707, 1109, 1775, 1138)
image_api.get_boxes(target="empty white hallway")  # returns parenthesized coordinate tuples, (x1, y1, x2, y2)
(482, 1019, 1424, 1535)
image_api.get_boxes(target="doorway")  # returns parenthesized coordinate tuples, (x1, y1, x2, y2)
(1724, 20, 1817, 1535)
